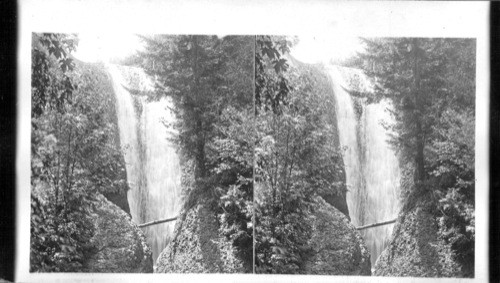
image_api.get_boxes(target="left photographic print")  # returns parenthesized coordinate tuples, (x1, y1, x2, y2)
(30, 33, 254, 273)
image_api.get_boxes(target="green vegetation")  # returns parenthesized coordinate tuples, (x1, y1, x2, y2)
(254, 36, 346, 274)
(136, 35, 254, 270)
(356, 38, 475, 276)
(254, 36, 475, 276)
(30, 33, 130, 271)
(29, 33, 475, 276)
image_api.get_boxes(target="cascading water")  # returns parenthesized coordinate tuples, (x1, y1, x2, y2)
(360, 100, 401, 265)
(108, 64, 182, 262)
(329, 66, 400, 266)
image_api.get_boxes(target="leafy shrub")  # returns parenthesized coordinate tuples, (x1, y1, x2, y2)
(30, 33, 129, 272)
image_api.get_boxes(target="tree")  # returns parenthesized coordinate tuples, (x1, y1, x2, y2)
(213, 106, 254, 268)
(357, 38, 475, 276)
(358, 38, 446, 184)
(254, 36, 345, 273)
(255, 35, 295, 114)
(138, 34, 255, 270)
(140, 35, 251, 178)
(427, 39, 476, 276)
(31, 33, 129, 271)
(31, 33, 78, 117)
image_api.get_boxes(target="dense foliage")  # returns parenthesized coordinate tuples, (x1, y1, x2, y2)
(356, 38, 475, 276)
(137, 35, 254, 270)
(254, 36, 346, 274)
(29, 33, 476, 276)
(30, 33, 129, 271)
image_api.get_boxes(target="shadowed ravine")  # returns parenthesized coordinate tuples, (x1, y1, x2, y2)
(108, 64, 182, 262)
(329, 66, 401, 266)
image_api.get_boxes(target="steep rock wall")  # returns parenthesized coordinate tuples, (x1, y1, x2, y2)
(303, 197, 371, 275)
(155, 199, 247, 273)
(288, 57, 350, 219)
(373, 162, 466, 277)
(373, 198, 463, 277)
(78, 61, 131, 215)
(82, 194, 153, 273)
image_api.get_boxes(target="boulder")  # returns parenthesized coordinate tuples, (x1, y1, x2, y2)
(81, 194, 153, 273)
(373, 200, 463, 277)
(303, 197, 371, 275)
(102, 190, 131, 216)
(155, 199, 248, 273)
(319, 189, 350, 220)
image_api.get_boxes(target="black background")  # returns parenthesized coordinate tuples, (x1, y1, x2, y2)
(490, 2, 500, 282)
(0, 0, 17, 282)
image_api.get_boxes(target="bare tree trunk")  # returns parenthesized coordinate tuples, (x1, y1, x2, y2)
(412, 38, 426, 184)
(356, 218, 397, 230)
(192, 35, 206, 179)
(138, 216, 178, 228)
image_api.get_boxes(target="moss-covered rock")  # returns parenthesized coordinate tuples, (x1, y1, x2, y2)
(81, 194, 153, 273)
(155, 199, 247, 273)
(373, 199, 463, 277)
(374, 159, 468, 277)
(318, 189, 349, 221)
(289, 59, 350, 220)
(303, 197, 371, 275)
(102, 190, 130, 216)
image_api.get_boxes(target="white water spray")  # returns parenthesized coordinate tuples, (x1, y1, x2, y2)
(108, 64, 182, 262)
(329, 66, 400, 266)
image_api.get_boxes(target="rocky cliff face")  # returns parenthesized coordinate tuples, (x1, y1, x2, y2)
(81, 194, 153, 273)
(303, 197, 371, 275)
(155, 199, 248, 273)
(373, 197, 464, 277)
(295, 60, 350, 220)
(373, 161, 467, 277)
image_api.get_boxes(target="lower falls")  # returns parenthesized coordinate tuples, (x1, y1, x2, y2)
(328, 66, 401, 267)
(108, 64, 182, 263)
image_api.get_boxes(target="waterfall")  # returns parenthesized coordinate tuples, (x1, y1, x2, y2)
(108, 64, 182, 262)
(329, 66, 400, 266)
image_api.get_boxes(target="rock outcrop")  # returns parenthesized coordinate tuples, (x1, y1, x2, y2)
(373, 160, 470, 278)
(102, 190, 131, 216)
(81, 194, 153, 273)
(303, 197, 371, 275)
(318, 189, 349, 220)
(155, 199, 248, 273)
(373, 199, 464, 277)
(290, 59, 351, 220)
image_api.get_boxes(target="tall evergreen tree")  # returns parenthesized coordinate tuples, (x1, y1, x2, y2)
(358, 38, 475, 276)
(138, 35, 254, 270)
(139, 35, 252, 178)
(359, 38, 448, 184)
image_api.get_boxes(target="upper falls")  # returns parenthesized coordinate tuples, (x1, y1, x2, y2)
(329, 66, 401, 266)
(108, 64, 182, 262)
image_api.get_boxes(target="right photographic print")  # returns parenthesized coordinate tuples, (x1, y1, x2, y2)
(254, 36, 476, 277)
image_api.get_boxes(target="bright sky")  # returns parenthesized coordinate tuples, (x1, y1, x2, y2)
(73, 32, 361, 65)
(291, 35, 363, 64)
(72, 33, 144, 63)
(72, 33, 233, 63)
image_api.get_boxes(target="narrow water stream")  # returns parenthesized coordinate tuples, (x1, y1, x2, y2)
(329, 66, 400, 266)
(108, 64, 182, 262)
